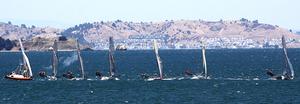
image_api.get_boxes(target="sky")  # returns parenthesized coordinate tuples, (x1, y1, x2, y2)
(0, 0, 299, 30)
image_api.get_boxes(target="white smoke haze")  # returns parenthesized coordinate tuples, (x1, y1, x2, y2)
(60, 53, 78, 67)
(43, 65, 52, 70)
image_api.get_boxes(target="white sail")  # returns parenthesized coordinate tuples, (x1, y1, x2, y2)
(18, 39, 33, 77)
(52, 40, 58, 77)
(154, 40, 163, 79)
(201, 45, 208, 79)
(281, 36, 294, 79)
(108, 37, 116, 77)
(76, 39, 85, 79)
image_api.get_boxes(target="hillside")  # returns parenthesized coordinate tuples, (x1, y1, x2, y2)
(61, 19, 300, 49)
(1, 19, 300, 50)
(0, 22, 88, 51)
(0, 22, 60, 40)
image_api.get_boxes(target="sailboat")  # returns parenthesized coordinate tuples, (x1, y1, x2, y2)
(191, 41, 210, 79)
(143, 40, 164, 81)
(154, 40, 163, 80)
(108, 37, 118, 79)
(100, 37, 119, 80)
(5, 39, 33, 80)
(266, 35, 295, 80)
(48, 40, 59, 80)
(63, 39, 85, 80)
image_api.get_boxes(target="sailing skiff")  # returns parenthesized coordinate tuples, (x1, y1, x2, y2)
(5, 39, 33, 80)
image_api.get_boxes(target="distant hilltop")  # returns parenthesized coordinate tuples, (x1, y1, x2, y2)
(1, 18, 300, 50)
(0, 22, 88, 51)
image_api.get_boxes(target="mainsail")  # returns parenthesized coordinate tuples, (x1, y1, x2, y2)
(108, 37, 116, 77)
(201, 44, 208, 79)
(154, 40, 163, 79)
(281, 35, 294, 79)
(19, 39, 33, 77)
(76, 39, 85, 79)
(51, 40, 58, 77)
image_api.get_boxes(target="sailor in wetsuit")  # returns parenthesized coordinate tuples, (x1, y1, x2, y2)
(95, 70, 103, 79)
(140, 73, 150, 79)
(38, 70, 47, 78)
(63, 71, 74, 79)
(184, 69, 194, 76)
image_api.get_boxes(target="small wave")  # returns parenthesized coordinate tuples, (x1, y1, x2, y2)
(162, 77, 177, 80)
(177, 77, 185, 80)
(145, 77, 180, 81)
(144, 77, 158, 81)
(224, 78, 250, 80)
(253, 78, 260, 80)
(98, 76, 120, 81)
(2, 97, 11, 101)
(190, 75, 211, 80)
(86, 78, 96, 81)
(216, 77, 272, 81)
(69, 78, 85, 81)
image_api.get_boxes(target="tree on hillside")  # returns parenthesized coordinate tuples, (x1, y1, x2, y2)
(4, 30, 9, 35)
(116, 20, 122, 23)
(112, 23, 117, 28)
(31, 25, 36, 29)
(59, 36, 68, 41)
(21, 24, 27, 28)
(0, 38, 15, 50)
(4, 39, 14, 50)
(253, 20, 259, 24)
(0, 37, 5, 50)
(240, 18, 248, 22)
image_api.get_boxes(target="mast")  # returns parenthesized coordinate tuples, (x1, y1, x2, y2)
(281, 35, 294, 79)
(51, 40, 58, 77)
(108, 37, 116, 77)
(19, 39, 33, 77)
(154, 40, 163, 79)
(76, 39, 85, 79)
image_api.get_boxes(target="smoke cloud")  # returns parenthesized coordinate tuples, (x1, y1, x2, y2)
(61, 53, 78, 67)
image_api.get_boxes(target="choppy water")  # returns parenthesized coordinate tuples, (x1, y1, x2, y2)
(0, 49, 300, 103)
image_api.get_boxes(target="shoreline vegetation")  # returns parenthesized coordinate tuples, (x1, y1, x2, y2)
(1, 18, 300, 51)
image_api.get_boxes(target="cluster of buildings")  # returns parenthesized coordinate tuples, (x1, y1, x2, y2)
(92, 34, 296, 50)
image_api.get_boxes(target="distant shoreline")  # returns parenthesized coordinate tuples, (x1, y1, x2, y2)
(1, 48, 299, 52)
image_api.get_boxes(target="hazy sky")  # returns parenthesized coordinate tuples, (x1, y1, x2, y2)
(1, 0, 299, 30)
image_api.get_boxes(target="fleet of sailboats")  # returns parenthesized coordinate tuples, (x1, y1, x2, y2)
(3, 36, 296, 81)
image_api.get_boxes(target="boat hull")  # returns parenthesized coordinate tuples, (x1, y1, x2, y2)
(269, 75, 293, 80)
(5, 74, 32, 80)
